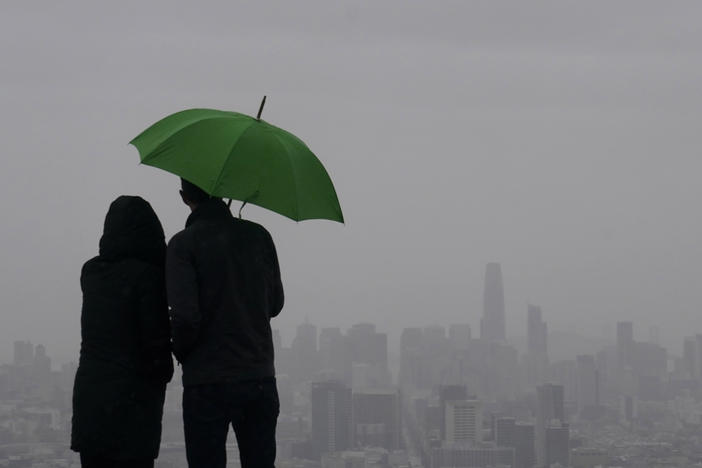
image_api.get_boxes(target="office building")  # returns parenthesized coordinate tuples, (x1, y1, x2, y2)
(514, 423, 536, 468)
(352, 389, 402, 450)
(536, 383, 565, 467)
(545, 424, 569, 467)
(445, 400, 482, 445)
(439, 385, 468, 440)
(311, 380, 352, 457)
(431, 445, 515, 468)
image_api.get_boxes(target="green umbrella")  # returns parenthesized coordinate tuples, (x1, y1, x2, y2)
(129, 99, 344, 223)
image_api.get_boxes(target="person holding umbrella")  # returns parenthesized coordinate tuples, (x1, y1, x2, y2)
(167, 179, 284, 468)
(130, 100, 343, 467)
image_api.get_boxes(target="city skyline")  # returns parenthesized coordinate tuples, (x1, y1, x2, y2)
(5, 308, 702, 467)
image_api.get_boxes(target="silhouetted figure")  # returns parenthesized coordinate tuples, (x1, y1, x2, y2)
(168, 179, 284, 468)
(71, 196, 174, 468)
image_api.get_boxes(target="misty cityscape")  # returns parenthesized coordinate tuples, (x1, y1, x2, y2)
(3, 262, 702, 467)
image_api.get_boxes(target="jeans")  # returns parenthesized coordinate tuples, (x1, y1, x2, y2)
(183, 377, 279, 468)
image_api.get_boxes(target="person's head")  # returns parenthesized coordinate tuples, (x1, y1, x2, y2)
(179, 178, 211, 210)
(99, 196, 166, 267)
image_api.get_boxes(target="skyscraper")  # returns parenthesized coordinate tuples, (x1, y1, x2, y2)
(311, 380, 352, 457)
(352, 389, 402, 450)
(445, 399, 482, 445)
(480, 263, 506, 342)
(494, 416, 516, 448)
(439, 384, 468, 440)
(514, 423, 536, 468)
(495, 418, 536, 468)
(526, 305, 548, 386)
(319, 327, 347, 381)
(345, 323, 390, 388)
(536, 383, 565, 467)
(545, 425, 570, 467)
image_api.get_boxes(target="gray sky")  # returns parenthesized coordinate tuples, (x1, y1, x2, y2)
(2, 1, 701, 364)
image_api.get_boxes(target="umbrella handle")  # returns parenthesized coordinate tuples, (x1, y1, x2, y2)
(238, 200, 248, 218)
(225, 198, 246, 218)
(237, 191, 259, 218)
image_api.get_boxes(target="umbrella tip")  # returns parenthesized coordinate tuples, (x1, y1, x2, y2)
(256, 95, 267, 120)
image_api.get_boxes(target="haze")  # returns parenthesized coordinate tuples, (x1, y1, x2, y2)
(1, 1, 701, 364)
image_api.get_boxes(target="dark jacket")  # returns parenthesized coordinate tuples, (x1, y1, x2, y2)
(71, 196, 173, 460)
(166, 198, 283, 386)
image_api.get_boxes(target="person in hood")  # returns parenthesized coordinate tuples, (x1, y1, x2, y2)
(167, 179, 283, 468)
(71, 196, 173, 468)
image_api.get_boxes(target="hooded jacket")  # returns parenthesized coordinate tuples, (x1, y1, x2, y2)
(166, 198, 283, 386)
(71, 196, 173, 459)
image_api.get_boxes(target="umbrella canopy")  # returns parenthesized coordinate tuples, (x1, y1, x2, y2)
(129, 107, 344, 223)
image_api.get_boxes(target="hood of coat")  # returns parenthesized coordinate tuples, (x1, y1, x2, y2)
(99, 195, 165, 267)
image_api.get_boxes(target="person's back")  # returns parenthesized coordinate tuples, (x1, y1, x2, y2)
(167, 180, 283, 468)
(167, 197, 283, 383)
(72, 196, 173, 468)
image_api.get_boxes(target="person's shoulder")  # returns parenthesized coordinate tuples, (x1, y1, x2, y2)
(233, 218, 273, 239)
(167, 226, 193, 249)
(234, 217, 266, 231)
(80, 256, 102, 279)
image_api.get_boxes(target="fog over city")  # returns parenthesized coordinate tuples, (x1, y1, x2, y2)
(2, 1, 702, 373)
(5, 2, 702, 467)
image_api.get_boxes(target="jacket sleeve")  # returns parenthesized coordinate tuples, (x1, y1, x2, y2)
(136, 266, 174, 385)
(166, 234, 201, 363)
(264, 230, 284, 318)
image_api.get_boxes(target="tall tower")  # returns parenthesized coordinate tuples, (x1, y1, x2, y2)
(526, 305, 549, 386)
(480, 263, 506, 342)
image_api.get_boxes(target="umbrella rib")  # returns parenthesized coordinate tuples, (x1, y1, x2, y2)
(271, 132, 301, 220)
(210, 120, 257, 196)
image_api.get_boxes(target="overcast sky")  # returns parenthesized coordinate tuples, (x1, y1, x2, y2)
(2, 1, 701, 364)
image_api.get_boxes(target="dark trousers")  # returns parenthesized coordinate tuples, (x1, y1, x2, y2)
(183, 377, 279, 468)
(80, 453, 153, 468)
